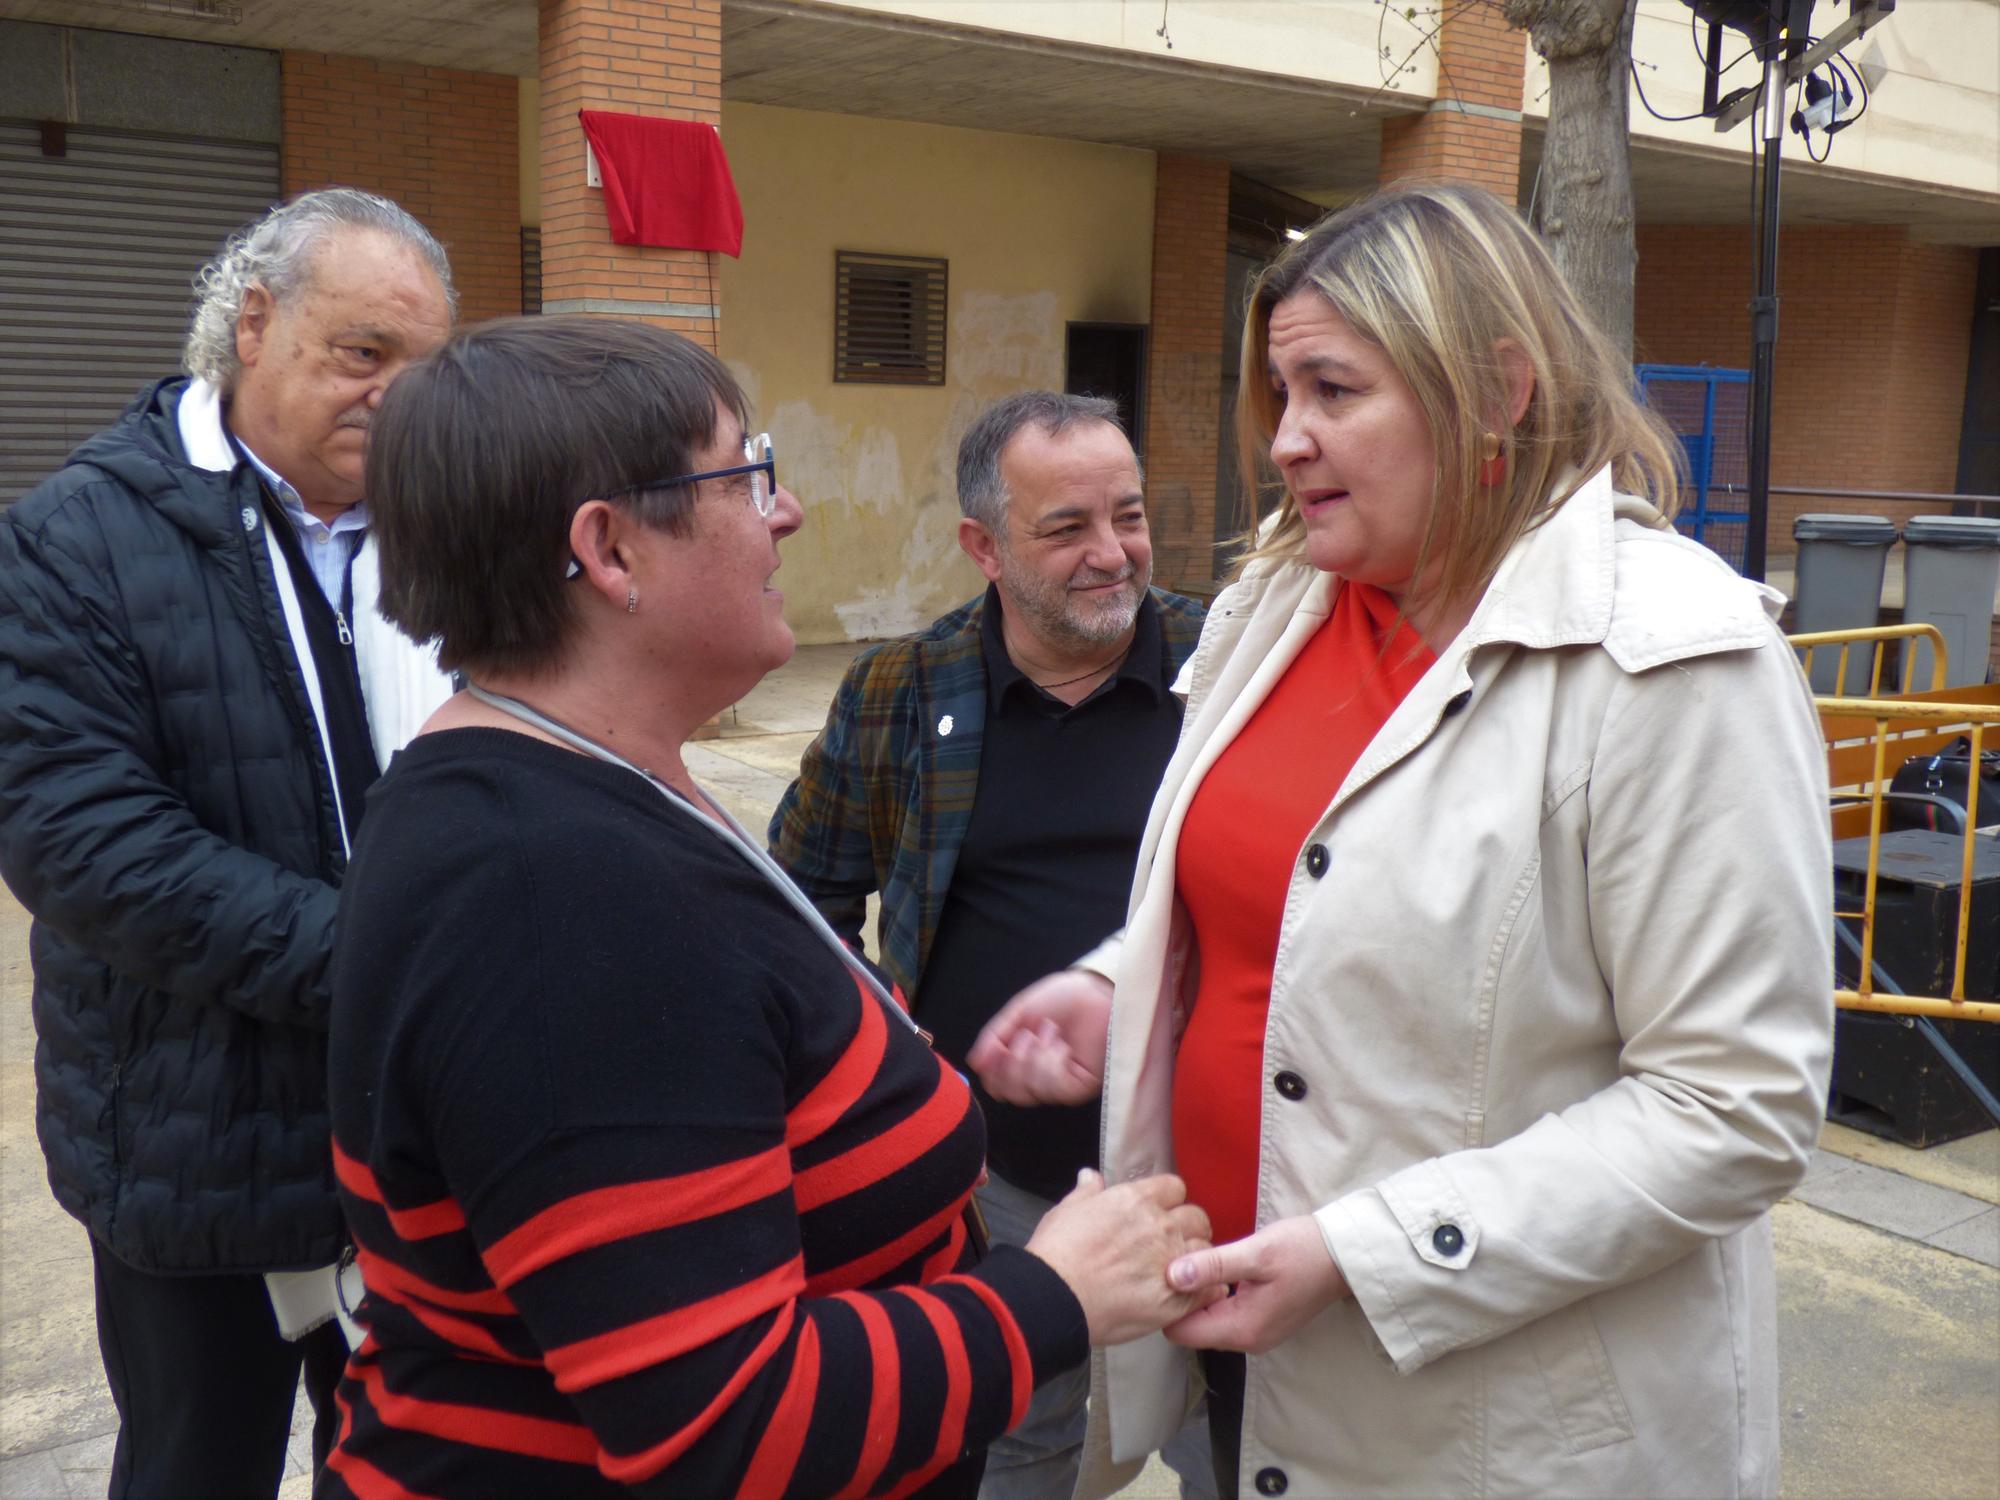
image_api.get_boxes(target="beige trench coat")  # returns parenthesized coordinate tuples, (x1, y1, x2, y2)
(1076, 470, 1834, 1499)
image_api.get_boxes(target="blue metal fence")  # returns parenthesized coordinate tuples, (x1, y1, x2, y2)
(1636, 364, 1752, 571)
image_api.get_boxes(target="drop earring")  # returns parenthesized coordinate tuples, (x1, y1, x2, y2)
(1479, 431, 1506, 488)
(626, 588, 638, 614)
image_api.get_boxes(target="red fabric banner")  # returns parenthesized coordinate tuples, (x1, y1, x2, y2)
(577, 110, 744, 256)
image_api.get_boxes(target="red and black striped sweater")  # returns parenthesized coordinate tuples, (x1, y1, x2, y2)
(324, 730, 1087, 1498)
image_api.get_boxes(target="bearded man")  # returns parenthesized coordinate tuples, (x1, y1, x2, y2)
(770, 390, 1212, 1500)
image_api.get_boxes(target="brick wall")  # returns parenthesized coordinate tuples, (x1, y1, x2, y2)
(1378, 4, 1524, 199)
(282, 52, 521, 323)
(1635, 225, 1979, 548)
(538, 0, 722, 349)
(1144, 154, 1230, 590)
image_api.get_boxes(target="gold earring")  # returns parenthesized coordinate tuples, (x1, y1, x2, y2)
(1478, 431, 1505, 487)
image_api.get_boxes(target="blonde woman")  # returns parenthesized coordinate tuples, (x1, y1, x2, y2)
(971, 185, 1833, 1498)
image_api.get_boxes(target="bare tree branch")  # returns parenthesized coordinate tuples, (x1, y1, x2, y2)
(1363, 0, 1488, 107)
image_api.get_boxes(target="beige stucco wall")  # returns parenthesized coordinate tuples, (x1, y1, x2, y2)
(826, 0, 1437, 97)
(836, 0, 1995, 205)
(1528, 0, 2000, 199)
(717, 101, 1155, 644)
(519, 74, 540, 227)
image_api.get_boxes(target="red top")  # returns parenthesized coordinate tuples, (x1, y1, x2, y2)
(1171, 582, 1435, 1247)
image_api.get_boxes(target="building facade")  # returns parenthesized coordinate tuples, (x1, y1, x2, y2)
(3, 0, 1996, 647)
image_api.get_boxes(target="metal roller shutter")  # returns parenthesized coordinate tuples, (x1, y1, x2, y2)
(0, 122, 279, 506)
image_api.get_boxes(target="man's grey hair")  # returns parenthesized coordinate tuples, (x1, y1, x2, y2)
(183, 188, 457, 390)
(955, 390, 1138, 531)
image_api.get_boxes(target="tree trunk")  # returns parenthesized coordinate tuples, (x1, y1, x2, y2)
(1502, 0, 1639, 360)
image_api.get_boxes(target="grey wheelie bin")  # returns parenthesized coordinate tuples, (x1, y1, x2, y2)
(1902, 515, 2000, 689)
(1792, 513, 1898, 694)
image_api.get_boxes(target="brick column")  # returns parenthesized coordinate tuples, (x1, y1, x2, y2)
(538, 0, 722, 349)
(1144, 154, 1230, 592)
(1378, 5, 1525, 200)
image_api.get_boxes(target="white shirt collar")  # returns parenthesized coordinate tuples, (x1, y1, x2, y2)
(235, 439, 298, 506)
(175, 377, 235, 473)
(175, 377, 368, 534)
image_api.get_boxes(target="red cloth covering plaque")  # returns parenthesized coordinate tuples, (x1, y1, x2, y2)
(577, 110, 744, 256)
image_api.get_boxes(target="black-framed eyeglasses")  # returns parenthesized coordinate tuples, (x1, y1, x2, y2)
(567, 433, 776, 578)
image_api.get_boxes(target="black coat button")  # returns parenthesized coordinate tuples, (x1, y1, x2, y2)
(1255, 1467, 1289, 1496)
(1304, 843, 1329, 878)
(1433, 1223, 1465, 1256)
(1443, 688, 1472, 717)
(1274, 1070, 1307, 1101)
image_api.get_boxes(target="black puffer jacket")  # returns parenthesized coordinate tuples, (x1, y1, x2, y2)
(0, 378, 349, 1273)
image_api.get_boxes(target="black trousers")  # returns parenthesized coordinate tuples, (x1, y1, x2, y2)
(90, 1236, 350, 1500)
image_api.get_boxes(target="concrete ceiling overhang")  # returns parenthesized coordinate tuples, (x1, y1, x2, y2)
(0, 0, 536, 76)
(720, 0, 1418, 205)
(1521, 130, 2000, 247)
(8, 0, 1995, 241)
(1, 0, 1417, 201)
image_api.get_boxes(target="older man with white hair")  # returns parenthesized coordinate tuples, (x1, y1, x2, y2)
(0, 188, 454, 1497)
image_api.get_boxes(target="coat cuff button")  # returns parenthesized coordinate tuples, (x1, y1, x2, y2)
(1254, 1467, 1289, 1496)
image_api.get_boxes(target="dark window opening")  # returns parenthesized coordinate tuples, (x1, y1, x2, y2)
(1064, 322, 1148, 466)
(1956, 247, 1999, 513)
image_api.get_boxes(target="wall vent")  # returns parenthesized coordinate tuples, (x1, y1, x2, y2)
(835, 251, 946, 386)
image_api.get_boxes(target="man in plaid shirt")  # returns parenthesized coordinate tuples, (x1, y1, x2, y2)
(771, 391, 1212, 1499)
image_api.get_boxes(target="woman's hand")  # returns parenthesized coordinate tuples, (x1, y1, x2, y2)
(1026, 1170, 1219, 1347)
(1161, 1216, 1352, 1355)
(967, 969, 1112, 1106)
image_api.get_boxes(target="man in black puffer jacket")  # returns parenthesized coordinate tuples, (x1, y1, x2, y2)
(0, 189, 454, 1498)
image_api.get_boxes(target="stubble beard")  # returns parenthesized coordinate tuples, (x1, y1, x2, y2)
(998, 550, 1150, 651)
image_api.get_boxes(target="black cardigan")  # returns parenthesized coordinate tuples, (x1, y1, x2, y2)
(325, 729, 1088, 1497)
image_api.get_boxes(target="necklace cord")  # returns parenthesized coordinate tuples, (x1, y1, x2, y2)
(1029, 642, 1132, 692)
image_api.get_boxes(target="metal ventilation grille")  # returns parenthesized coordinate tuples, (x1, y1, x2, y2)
(835, 251, 946, 386)
(521, 226, 542, 314)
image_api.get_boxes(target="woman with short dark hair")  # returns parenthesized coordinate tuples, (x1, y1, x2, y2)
(322, 315, 1213, 1499)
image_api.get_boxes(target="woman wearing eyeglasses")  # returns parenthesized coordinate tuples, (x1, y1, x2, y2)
(318, 315, 1214, 1499)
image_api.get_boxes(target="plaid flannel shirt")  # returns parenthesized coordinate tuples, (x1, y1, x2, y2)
(768, 587, 1206, 1002)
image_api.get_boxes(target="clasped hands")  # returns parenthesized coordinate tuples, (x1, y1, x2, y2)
(971, 972, 1352, 1356)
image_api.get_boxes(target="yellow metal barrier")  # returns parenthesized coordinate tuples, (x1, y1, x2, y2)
(1807, 685, 2000, 1023)
(1791, 622, 1949, 697)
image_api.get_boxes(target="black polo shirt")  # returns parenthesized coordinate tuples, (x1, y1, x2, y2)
(916, 585, 1184, 1202)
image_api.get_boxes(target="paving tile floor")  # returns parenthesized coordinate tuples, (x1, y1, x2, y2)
(0, 1423, 313, 1498)
(1796, 1147, 2000, 1257)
